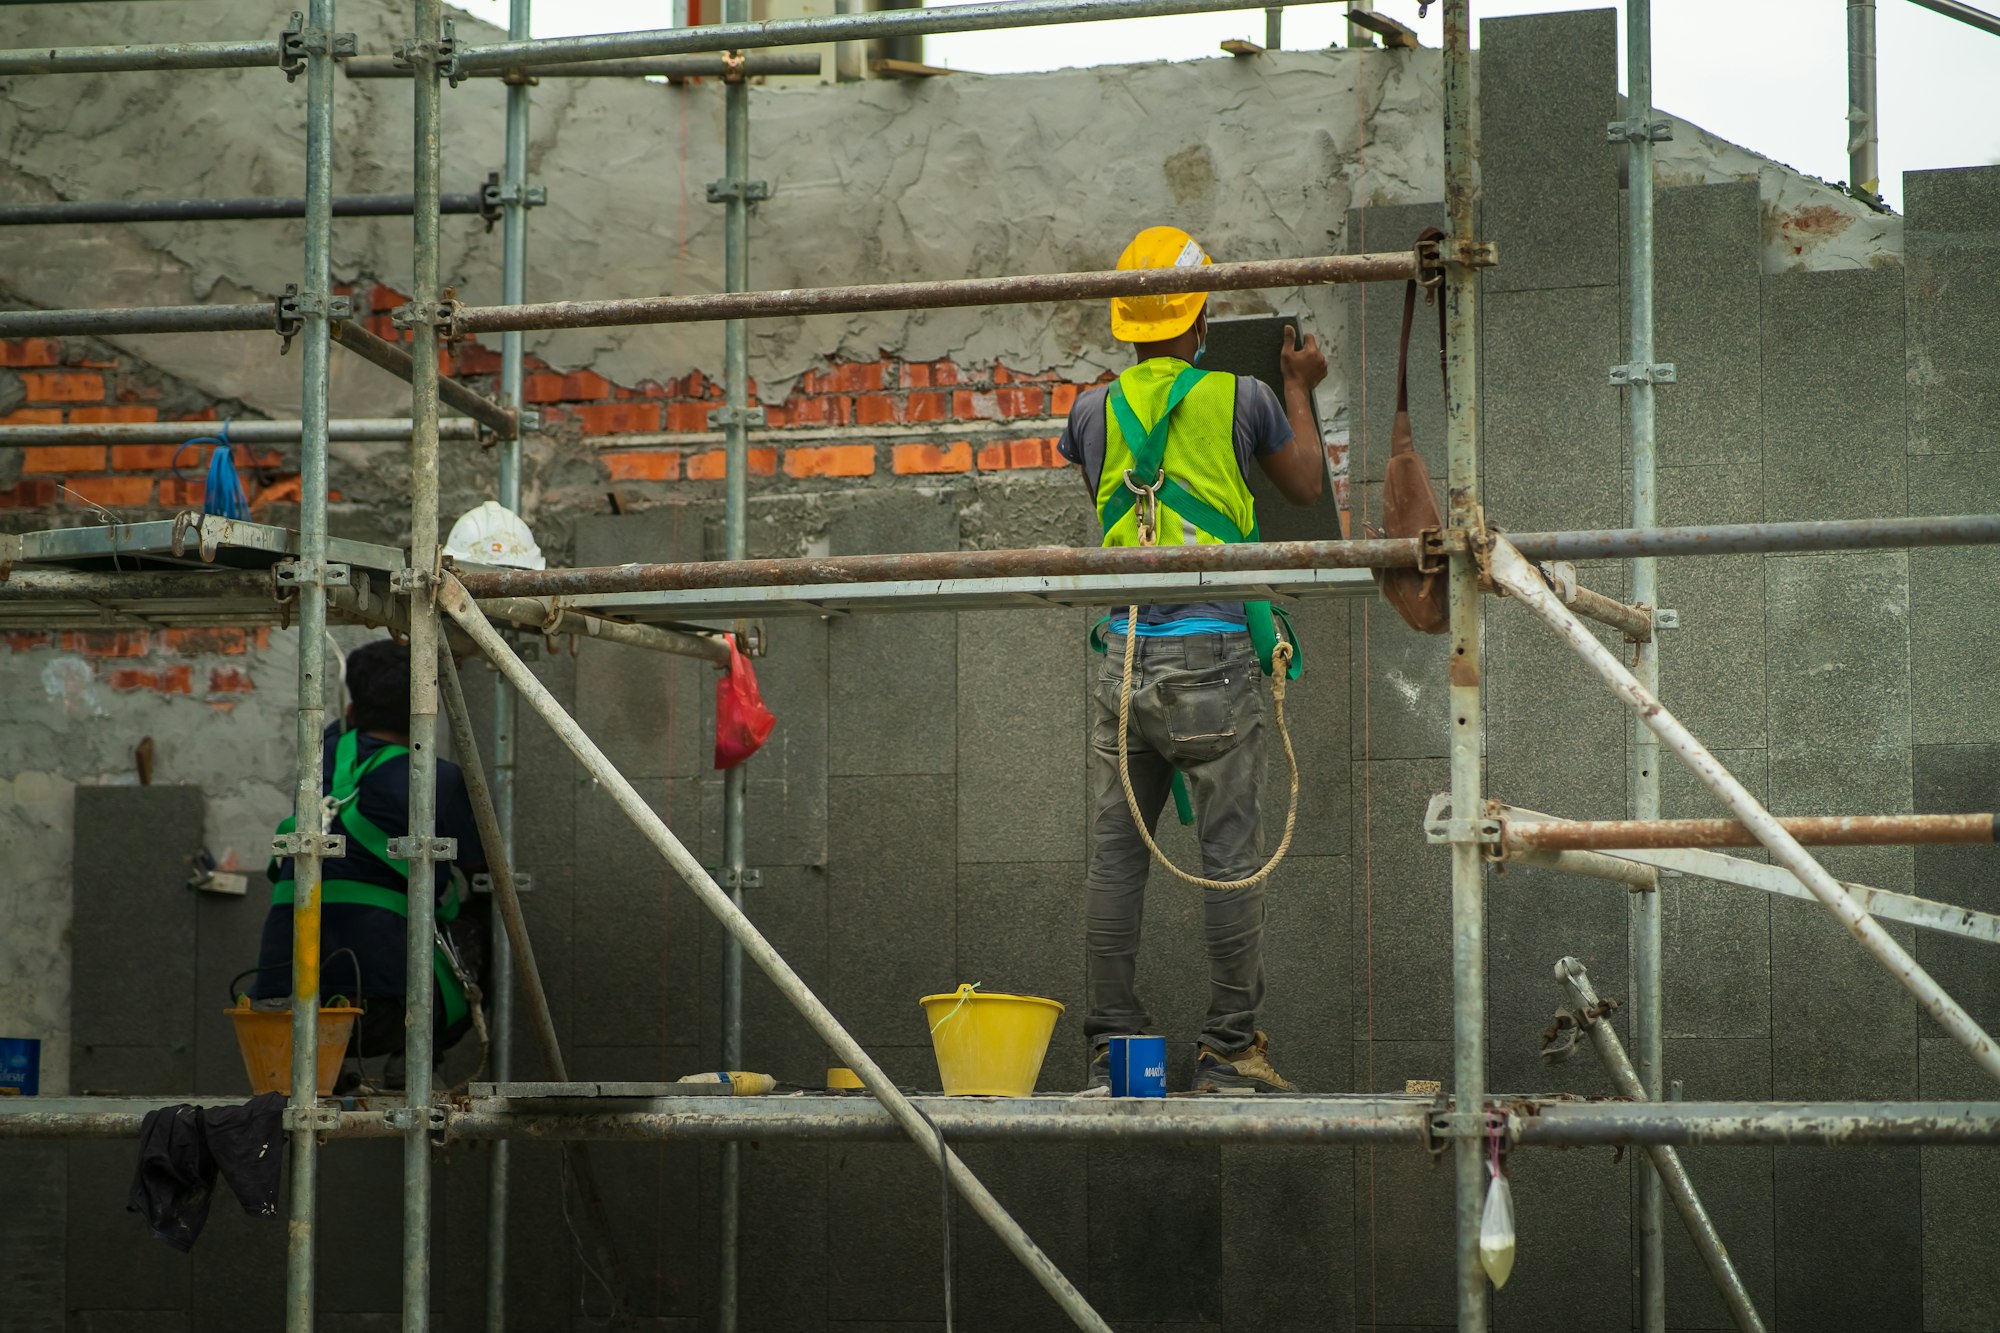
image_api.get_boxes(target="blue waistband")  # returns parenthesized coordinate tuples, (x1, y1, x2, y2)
(1131, 616, 1250, 638)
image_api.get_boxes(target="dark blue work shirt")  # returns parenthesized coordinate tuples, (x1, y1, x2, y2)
(248, 726, 485, 1003)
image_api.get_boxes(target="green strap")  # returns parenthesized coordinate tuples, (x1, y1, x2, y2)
(1099, 367, 1208, 534)
(270, 878, 469, 1026)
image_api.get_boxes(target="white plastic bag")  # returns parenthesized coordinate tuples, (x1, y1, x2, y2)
(1479, 1166, 1516, 1289)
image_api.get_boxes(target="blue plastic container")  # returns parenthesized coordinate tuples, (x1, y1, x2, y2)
(1106, 1034, 1167, 1098)
(0, 1037, 40, 1097)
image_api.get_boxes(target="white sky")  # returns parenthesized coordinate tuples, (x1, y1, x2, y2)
(450, 0, 2000, 213)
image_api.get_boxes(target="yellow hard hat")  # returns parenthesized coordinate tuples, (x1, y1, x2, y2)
(1110, 226, 1211, 343)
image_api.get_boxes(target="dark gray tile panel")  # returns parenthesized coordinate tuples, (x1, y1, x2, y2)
(71, 785, 204, 1055)
(1349, 758, 1453, 1043)
(826, 775, 957, 1049)
(1479, 9, 1620, 293)
(1912, 744, 2000, 1034)
(1345, 202, 1448, 486)
(697, 866, 831, 1080)
(1904, 165, 2000, 457)
(1773, 1147, 1921, 1332)
(1908, 453, 2000, 746)
(1221, 1143, 1354, 1333)
(1659, 1037, 1776, 1331)
(957, 609, 1085, 864)
(1087, 1145, 1222, 1324)
(955, 862, 1085, 1092)
(1479, 285, 1624, 534)
(1761, 269, 1906, 522)
(1657, 464, 1766, 751)
(2, 1143, 67, 1332)
(954, 1143, 1089, 1333)
(67, 1139, 190, 1313)
(1660, 748, 1771, 1040)
(1650, 183, 1763, 470)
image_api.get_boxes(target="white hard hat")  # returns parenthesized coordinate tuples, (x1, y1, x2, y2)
(444, 500, 547, 570)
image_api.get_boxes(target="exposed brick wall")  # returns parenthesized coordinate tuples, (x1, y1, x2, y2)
(2, 626, 271, 701)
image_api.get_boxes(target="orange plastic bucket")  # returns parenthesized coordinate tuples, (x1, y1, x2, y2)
(225, 1006, 360, 1096)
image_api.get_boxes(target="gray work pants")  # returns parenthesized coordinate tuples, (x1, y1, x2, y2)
(1085, 630, 1267, 1055)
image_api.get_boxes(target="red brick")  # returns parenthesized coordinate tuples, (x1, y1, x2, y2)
(523, 371, 567, 403)
(562, 370, 615, 400)
(1009, 438, 1049, 469)
(828, 397, 853, 426)
(760, 405, 788, 428)
(905, 391, 948, 423)
(952, 390, 999, 421)
(686, 449, 726, 481)
(62, 630, 150, 658)
(207, 666, 256, 694)
(604, 451, 682, 482)
(830, 361, 884, 393)
(163, 628, 252, 655)
(455, 342, 503, 375)
(252, 476, 303, 510)
(748, 447, 777, 477)
(22, 445, 106, 475)
(0, 480, 58, 507)
(975, 442, 1009, 472)
(854, 393, 900, 426)
(930, 359, 961, 387)
(22, 370, 104, 403)
(781, 395, 831, 426)
(157, 480, 207, 508)
(783, 445, 875, 479)
(0, 338, 61, 368)
(109, 665, 194, 694)
(577, 402, 664, 435)
(892, 441, 973, 475)
(74, 406, 159, 424)
(371, 284, 407, 311)
(173, 408, 219, 422)
(995, 386, 1046, 417)
(1, 408, 63, 425)
(798, 368, 832, 395)
(65, 475, 152, 507)
(114, 381, 164, 403)
(904, 361, 932, 389)
(6, 631, 53, 651)
(992, 362, 1016, 385)
(110, 444, 180, 470)
(665, 401, 711, 433)
(1051, 383, 1080, 415)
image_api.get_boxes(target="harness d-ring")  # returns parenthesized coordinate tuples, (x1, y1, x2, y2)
(1123, 468, 1165, 546)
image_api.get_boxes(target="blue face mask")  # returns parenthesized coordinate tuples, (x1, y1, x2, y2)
(1192, 338, 1207, 366)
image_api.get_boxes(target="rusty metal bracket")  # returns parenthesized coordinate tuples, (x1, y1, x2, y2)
(1424, 1102, 1510, 1157)
(1416, 525, 1453, 574)
(385, 835, 458, 861)
(280, 13, 357, 83)
(1447, 238, 1499, 268)
(391, 289, 464, 343)
(281, 1104, 342, 1133)
(1414, 235, 1444, 288)
(274, 831, 347, 860)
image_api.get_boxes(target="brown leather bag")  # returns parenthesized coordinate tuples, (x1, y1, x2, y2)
(1370, 227, 1450, 635)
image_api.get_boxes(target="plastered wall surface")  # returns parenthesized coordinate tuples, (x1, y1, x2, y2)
(5, 4, 1997, 1329)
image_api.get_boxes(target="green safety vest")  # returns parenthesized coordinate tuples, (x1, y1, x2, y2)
(1089, 359, 1302, 825)
(271, 728, 469, 1027)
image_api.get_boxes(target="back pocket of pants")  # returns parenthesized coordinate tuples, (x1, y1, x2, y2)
(1161, 670, 1242, 763)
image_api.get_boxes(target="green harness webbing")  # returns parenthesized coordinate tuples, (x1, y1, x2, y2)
(271, 728, 469, 1027)
(1089, 368, 1303, 826)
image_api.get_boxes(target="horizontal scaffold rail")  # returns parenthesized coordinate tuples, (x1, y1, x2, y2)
(0, 191, 497, 227)
(453, 514, 2000, 600)
(5, 1095, 1999, 1147)
(452, 0, 1352, 75)
(0, 419, 480, 446)
(1509, 812, 1996, 850)
(0, 38, 281, 76)
(454, 251, 1425, 335)
(345, 53, 824, 79)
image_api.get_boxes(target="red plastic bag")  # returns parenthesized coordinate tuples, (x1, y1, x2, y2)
(714, 633, 776, 770)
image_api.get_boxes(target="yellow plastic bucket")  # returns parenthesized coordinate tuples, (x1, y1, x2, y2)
(920, 986, 1064, 1097)
(225, 1006, 361, 1096)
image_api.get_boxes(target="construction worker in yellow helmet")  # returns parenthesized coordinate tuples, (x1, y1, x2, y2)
(1058, 225, 1328, 1094)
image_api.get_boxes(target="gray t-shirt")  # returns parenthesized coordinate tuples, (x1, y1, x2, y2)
(1057, 371, 1294, 628)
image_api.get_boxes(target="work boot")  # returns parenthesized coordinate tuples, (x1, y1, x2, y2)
(1192, 1031, 1297, 1093)
(1074, 1045, 1111, 1098)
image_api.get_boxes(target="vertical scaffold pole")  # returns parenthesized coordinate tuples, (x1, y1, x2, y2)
(1847, 0, 1879, 198)
(1441, 2, 1487, 1328)
(718, 6, 753, 1325)
(404, 0, 446, 1326)
(285, 1, 338, 1328)
(484, 1, 532, 1327)
(1623, 2, 1666, 1328)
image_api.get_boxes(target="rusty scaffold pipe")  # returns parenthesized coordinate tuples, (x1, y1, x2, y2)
(1508, 813, 1996, 851)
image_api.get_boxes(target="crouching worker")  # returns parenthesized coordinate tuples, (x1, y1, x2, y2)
(245, 638, 488, 1090)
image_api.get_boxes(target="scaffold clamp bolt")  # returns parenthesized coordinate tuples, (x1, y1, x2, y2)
(1609, 362, 1676, 387)
(274, 831, 347, 859)
(1654, 608, 1681, 629)
(386, 835, 458, 861)
(1607, 117, 1674, 144)
(280, 14, 358, 81)
(275, 559, 351, 590)
(705, 178, 772, 205)
(706, 405, 768, 430)
(471, 871, 534, 895)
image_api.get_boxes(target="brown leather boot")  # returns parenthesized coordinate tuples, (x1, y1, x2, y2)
(1192, 1030, 1298, 1093)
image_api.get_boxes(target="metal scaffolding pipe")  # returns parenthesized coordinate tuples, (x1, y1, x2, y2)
(0, 569, 280, 601)
(284, 2, 339, 1327)
(1440, 1, 1486, 1324)
(1557, 958, 1768, 1333)
(0, 418, 479, 446)
(452, 0, 1350, 73)
(346, 52, 823, 77)
(0, 303, 272, 337)
(1489, 537, 2000, 1086)
(1508, 812, 1996, 851)
(1907, 0, 2000, 33)
(1508, 514, 2000, 561)
(434, 574, 1115, 1333)
(331, 318, 517, 438)
(0, 38, 282, 75)
(1510, 847, 1659, 891)
(475, 595, 732, 664)
(1848, 0, 1880, 197)
(9, 1095, 2000, 1146)
(453, 251, 1421, 335)
(1569, 580, 1652, 641)
(0, 191, 495, 226)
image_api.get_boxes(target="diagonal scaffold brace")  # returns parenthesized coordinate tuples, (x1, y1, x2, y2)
(433, 571, 1116, 1333)
(1486, 536, 2000, 1086)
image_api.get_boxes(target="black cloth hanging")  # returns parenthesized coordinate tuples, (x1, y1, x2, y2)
(127, 1092, 286, 1251)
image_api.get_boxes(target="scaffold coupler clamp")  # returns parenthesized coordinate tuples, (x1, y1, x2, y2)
(722, 50, 749, 83)
(282, 1104, 342, 1139)
(1414, 234, 1444, 290)
(280, 11, 357, 83)
(274, 284, 354, 356)
(1123, 469, 1165, 547)
(392, 286, 466, 345)
(1424, 1098, 1510, 1160)
(398, 20, 460, 84)
(386, 1103, 452, 1143)
(1420, 792, 1501, 849)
